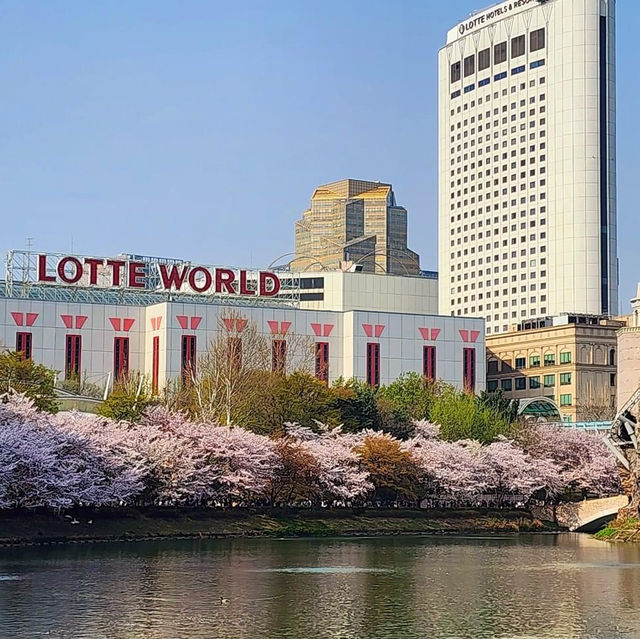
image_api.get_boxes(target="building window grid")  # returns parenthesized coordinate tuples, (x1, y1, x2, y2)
(366, 343, 381, 387)
(15, 332, 33, 361)
(114, 337, 130, 382)
(65, 335, 82, 381)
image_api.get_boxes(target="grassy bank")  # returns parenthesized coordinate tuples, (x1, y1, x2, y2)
(0, 508, 554, 547)
(595, 517, 640, 542)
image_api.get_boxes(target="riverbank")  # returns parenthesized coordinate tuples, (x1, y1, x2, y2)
(595, 517, 640, 542)
(0, 508, 556, 547)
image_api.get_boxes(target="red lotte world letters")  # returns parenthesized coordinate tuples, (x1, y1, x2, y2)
(37, 254, 281, 297)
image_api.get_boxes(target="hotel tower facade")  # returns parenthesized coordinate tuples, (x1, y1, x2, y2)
(438, 0, 617, 335)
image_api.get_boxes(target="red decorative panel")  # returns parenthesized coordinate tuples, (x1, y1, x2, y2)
(430, 328, 441, 341)
(25, 313, 39, 327)
(459, 329, 469, 342)
(61, 314, 74, 329)
(109, 317, 122, 331)
(362, 323, 373, 338)
(418, 327, 430, 340)
(267, 320, 280, 335)
(150, 316, 163, 331)
(122, 318, 135, 332)
(374, 324, 385, 338)
(236, 318, 247, 332)
(470, 330, 480, 343)
(280, 321, 291, 335)
(311, 323, 322, 337)
(10, 312, 24, 326)
(176, 315, 189, 330)
(190, 316, 202, 330)
(322, 324, 334, 337)
(222, 318, 235, 332)
(75, 315, 87, 329)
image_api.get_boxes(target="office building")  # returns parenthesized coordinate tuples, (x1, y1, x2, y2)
(292, 179, 421, 276)
(486, 314, 622, 422)
(438, 0, 617, 335)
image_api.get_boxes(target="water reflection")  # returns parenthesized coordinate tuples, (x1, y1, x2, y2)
(0, 534, 639, 638)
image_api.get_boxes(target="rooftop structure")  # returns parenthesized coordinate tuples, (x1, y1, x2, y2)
(292, 179, 421, 276)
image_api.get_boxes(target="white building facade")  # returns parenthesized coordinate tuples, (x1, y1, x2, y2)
(0, 251, 485, 394)
(438, 0, 617, 335)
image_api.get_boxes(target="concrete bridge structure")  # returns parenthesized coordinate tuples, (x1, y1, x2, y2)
(532, 495, 629, 532)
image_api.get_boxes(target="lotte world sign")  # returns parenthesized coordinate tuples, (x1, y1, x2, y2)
(36, 253, 282, 297)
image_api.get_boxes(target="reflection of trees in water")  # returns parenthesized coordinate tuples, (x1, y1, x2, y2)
(2, 537, 640, 638)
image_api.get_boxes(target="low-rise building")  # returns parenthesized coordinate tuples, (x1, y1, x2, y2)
(0, 250, 484, 394)
(486, 315, 622, 422)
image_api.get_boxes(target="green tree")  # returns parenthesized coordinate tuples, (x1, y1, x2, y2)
(0, 351, 58, 412)
(332, 378, 381, 432)
(377, 372, 442, 421)
(98, 374, 153, 423)
(430, 385, 514, 444)
(477, 389, 520, 424)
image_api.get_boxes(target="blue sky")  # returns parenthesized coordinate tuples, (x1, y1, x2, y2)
(0, 1, 638, 309)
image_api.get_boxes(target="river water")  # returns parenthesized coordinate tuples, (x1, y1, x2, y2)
(0, 534, 639, 638)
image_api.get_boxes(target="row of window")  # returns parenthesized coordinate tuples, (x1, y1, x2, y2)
(487, 373, 573, 392)
(452, 59, 546, 98)
(14, 332, 477, 393)
(451, 29, 545, 84)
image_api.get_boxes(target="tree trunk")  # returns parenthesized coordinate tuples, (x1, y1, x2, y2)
(617, 450, 640, 521)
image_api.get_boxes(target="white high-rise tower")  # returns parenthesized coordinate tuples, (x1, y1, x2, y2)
(438, 0, 617, 335)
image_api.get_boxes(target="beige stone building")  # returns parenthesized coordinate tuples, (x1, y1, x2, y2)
(617, 284, 640, 410)
(291, 179, 421, 276)
(486, 315, 622, 422)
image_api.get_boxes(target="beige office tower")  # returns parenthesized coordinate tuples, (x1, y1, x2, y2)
(292, 179, 421, 275)
(438, 0, 617, 335)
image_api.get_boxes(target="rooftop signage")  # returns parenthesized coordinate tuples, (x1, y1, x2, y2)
(455, 0, 538, 37)
(36, 253, 281, 297)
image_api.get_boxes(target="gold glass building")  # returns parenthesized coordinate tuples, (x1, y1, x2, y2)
(292, 179, 421, 276)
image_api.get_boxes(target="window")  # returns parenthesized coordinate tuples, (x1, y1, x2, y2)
(315, 342, 329, 383)
(478, 48, 490, 71)
(65, 335, 81, 380)
(609, 349, 616, 366)
(511, 35, 525, 58)
(529, 355, 540, 367)
(515, 377, 526, 390)
(530, 28, 545, 52)
(463, 347, 476, 392)
(366, 343, 380, 386)
(451, 61, 461, 83)
(181, 335, 197, 383)
(272, 339, 287, 374)
(515, 356, 526, 369)
(543, 374, 555, 388)
(152, 336, 159, 395)
(544, 353, 555, 366)
(488, 380, 499, 392)
(530, 59, 545, 69)
(488, 359, 499, 374)
(423, 345, 436, 381)
(494, 41, 507, 64)
(114, 337, 130, 382)
(501, 378, 512, 391)
(15, 332, 32, 361)
(529, 376, 540, 389)
(611, 373, 616, 387)
(464, 54, 475, 77)
(560, 373, 572, 385)
(560, 394, 572, 406)
(560, 351, 572, 364)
